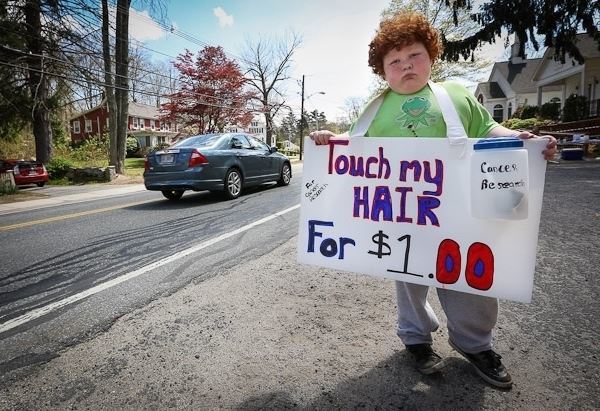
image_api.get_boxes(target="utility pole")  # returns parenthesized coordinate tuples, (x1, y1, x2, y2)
(299, 75, 305, 161)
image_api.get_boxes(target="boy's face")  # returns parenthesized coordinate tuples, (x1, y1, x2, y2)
(382, 42, 432, 94)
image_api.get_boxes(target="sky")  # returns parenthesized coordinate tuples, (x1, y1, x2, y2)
(128, 0, 509, 123)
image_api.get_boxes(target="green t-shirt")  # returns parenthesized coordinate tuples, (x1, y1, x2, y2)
(354, 81, 497, 138)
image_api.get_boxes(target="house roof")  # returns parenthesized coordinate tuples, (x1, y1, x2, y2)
(70, 99, 107, 120)
(71, 100, 161, 121)
(493, 59, 543, 94)
(532, 34, 600, 80)
(128, 101, 160, 119)
(569, 34, 600, 59)
(477, 81, 506, 99)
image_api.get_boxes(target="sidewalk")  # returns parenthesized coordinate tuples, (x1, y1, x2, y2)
(0, 184, 146, 215)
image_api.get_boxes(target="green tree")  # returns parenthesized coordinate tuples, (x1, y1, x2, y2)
(304, 109, 327, 132)
(0, 0, 65, 161)
(280, 109, 298, 144)
(442, 0, 599, 64)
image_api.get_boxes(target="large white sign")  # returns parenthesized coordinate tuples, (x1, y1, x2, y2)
(297, 137, 548, 303)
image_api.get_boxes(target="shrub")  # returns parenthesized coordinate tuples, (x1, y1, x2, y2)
(126, 136, 140, 157)
(501, 118, 539, 130)
(0, 179, 18, 195)
(51, 117, 70, 148)
(71, 135, 109, 166)
(0, 130, 35, 159)
(562, 95, 588, 122)
(501, 117, 554, 132)
(47, 157, 75, 179)
(519, 105, 538, 119)
(539, 102, 560, 120)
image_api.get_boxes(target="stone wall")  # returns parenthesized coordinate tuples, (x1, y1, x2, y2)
(67, 166, 116, 183)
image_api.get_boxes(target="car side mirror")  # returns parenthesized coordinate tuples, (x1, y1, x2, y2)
(270, 146, 278, 153)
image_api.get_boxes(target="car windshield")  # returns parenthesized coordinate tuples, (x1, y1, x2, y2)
(172, 134, 223, 148)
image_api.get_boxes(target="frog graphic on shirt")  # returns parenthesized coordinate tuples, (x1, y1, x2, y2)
(395, 96, 437, 130)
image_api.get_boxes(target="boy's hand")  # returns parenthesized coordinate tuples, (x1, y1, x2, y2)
(309, 130, 338, 145)
(515, 131, 558, 161)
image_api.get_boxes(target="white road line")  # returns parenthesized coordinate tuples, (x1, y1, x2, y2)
(0, 204, 301, 334)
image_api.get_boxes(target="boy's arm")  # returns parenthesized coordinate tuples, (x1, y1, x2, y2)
(487, 125, 558, 161)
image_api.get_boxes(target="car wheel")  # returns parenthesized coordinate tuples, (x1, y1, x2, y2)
(161, 189, 184, 200)
(36, 182, 45, 187)
(224, 168, 242, 199)
(278, 163, 291, 186)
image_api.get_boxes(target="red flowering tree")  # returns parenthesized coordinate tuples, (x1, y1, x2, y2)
(161, 46, 255, 133)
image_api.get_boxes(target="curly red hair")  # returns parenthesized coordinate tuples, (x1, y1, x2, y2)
(368, 12, 443, 76)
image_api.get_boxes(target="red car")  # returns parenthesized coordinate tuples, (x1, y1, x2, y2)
(0, 159, 49, 187)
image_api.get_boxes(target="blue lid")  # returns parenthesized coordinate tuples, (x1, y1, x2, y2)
(473, 137, 524, 150)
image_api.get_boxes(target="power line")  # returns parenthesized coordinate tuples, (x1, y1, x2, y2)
(1, 45, 256, 106)
(0, 60, 265, 112)
(109, 0, 245, 62)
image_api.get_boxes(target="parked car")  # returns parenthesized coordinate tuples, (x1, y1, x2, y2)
(143, 133, 292, 200)
(0, 159, 49, 187)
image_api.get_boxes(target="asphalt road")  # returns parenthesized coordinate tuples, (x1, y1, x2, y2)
(0, 160, 598, 410)
(0, 165, 303, 378)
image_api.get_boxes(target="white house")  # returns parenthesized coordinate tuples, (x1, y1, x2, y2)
(225, 114, 267, 142)
(281, 140, 300, 153)
(475, 34, 600, 122)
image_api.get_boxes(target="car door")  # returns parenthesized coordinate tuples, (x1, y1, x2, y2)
(248, 136, 277, 180)
(230, 134, 261, 183)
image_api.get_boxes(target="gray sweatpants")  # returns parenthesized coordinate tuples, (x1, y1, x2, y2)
(395, 281, 498, 353)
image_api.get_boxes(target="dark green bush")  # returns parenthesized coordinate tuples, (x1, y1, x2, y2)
(47, 157, 75, 179)
(562, 95, 588, 122)
(51, 117, 70, 148)
(539, 102, 560, 120)
(519, 105, 538, 119)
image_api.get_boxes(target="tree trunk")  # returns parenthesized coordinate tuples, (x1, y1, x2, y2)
(102, 0, 118, 168)
(264, 111, 274, 147)
(114, 0, 131, 174)
(25, 0, 52, 163)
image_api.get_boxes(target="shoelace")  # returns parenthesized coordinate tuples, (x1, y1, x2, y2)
(480, 350, 503, 368)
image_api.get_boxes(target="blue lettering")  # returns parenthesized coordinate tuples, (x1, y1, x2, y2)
(417, 196, 440, 226)
(371, 186, 393, 222)
(307, 220, 355, 259)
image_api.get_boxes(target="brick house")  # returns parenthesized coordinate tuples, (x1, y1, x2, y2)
(69, 100, 180, 148)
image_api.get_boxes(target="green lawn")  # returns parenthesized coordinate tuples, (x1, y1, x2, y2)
(125, 158, 145, 177)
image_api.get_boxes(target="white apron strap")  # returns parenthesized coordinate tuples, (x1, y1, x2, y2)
(349, 92, 385, 137)
(428, 80, 468, 145)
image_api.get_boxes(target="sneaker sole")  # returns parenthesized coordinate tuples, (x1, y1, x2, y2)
(449, 340, 513, 389)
